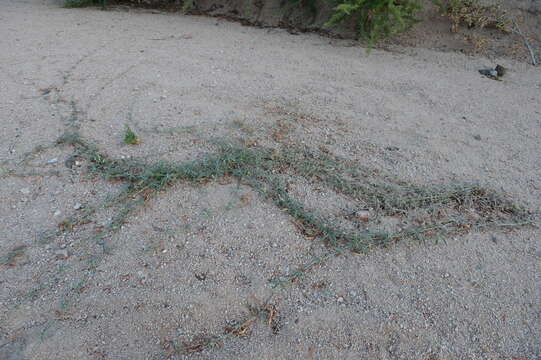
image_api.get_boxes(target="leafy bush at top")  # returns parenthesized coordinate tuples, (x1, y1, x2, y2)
(325, 0, 423, 47)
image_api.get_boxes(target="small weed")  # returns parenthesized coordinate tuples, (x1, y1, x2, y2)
(123, 125, 140, 145)
(182, 0, 196, 12)
(1, 245, 27, 267)
(249, 303, 280, 334)
(58, 205, 95, 233)
(72, 279, 88, 294)
(173, 303, 278, 354)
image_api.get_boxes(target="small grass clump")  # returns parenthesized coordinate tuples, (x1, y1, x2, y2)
(123, 125, 140, 145)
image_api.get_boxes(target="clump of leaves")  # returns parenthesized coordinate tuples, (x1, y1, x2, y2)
(437, 0, 511, 33)
(182, 0, 196, 11)
(123, 125, 140, 145)
(325, 0, 422, 49)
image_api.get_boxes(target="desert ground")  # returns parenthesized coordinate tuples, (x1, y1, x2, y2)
(1, 0, 540, 359)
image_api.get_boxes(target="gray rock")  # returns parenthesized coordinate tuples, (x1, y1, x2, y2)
(355, 210, 371, 221)
(55, 249, 70, 259)
(64, 157, 76, 169)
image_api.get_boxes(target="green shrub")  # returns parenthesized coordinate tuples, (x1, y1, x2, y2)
(325, 0, 422, 47)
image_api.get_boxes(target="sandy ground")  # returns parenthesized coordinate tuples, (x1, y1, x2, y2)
(1, 0, 540, 359)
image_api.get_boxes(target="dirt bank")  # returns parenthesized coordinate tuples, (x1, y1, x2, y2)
(119, 0, 541, 63)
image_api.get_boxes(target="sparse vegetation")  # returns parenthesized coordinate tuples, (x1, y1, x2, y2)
(1, 245, 27, 267)
(163, 302, 279, 355)
(49, 102, 534, 356)
(56, 131, 533, 259)
(436, 0, 511, 33)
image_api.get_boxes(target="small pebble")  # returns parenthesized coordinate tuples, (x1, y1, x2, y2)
(74, 203, 82, 210)
(337, 297, 344, 303)
(20, 188, 31, 195)
(65, 157, 76, 169)
(55, 249, 70, 259)
(473, 134, 482, 141)
(53, 210, 61, 217)
(355, 210, 370, 221)
(47, 158, 58, 164)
